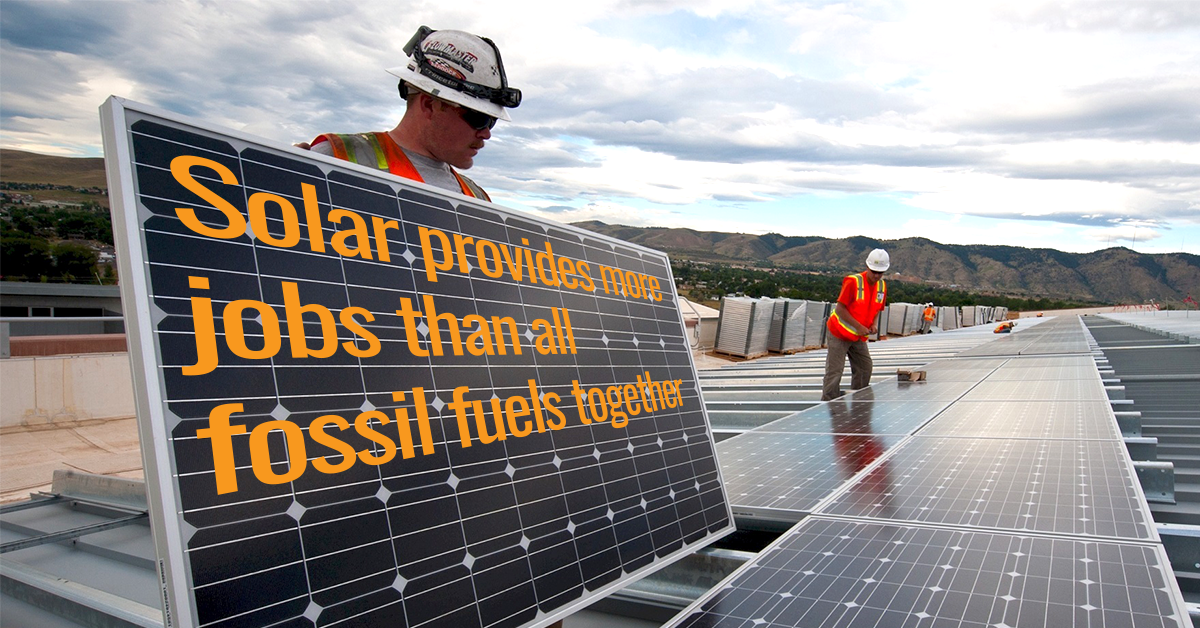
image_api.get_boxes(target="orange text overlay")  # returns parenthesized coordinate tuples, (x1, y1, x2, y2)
(170, 155, 663, 306)
(197, 373, 686, 494)
(185, 276, 577, 376)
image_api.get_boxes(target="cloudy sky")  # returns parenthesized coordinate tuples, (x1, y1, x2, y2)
(3, 0, 1198, 254)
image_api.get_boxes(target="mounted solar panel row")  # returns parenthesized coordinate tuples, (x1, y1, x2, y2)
(958, 316, 1093, 357)
(817, 437, 1152, 539)
(101, 98, 733, 628)
(680, 318, 1187, 626)
(667, 517, 1183, 628)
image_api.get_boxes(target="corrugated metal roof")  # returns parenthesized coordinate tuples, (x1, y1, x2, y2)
(1086, 313, 1200, 611)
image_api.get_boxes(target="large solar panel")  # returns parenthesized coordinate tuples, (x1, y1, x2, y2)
(818, 437, 1154, 540)
(918, 401, 1121, 440)
(101, 98, 733, 627)
(666, 517, 1185, 628)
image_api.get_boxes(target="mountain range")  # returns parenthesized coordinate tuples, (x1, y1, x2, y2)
(572, 222, 1200, 305)
(2, 149, 1195, 304)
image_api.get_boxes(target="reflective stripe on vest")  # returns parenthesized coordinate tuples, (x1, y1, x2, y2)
(828, 310, 861, 340)
(311, 133, 489, 201)
(828, 273, 887, 341)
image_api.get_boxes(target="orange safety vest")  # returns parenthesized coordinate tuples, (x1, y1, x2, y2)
(827, 273, 887, 342)
(310, 132, 490, 201)
(923, 306, 936, 322)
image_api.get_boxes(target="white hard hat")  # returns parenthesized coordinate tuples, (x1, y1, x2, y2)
(387, 26, 521, 121)
(866, 248, 890, 272)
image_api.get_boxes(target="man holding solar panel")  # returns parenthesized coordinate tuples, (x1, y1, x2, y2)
(308, 30, 567, 627)
(308, 26, 520, 201)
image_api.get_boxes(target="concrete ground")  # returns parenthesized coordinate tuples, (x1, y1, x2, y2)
(0, 416, 143, 504)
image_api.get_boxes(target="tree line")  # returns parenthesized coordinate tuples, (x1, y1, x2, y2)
(672, 260, 1097, 311)
(1, 201, 114, 283)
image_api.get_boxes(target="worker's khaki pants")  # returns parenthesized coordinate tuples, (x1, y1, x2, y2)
(823, 334, 872, 401)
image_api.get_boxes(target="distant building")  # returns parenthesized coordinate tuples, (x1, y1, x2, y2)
(0, 282, 123, 337)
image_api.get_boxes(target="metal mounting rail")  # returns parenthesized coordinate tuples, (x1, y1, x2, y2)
(0, 513, 147, 554)
(0, 494, 64, 515)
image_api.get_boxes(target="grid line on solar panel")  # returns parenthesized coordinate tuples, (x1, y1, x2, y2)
(920, 359, 1010, 370)
(114, 108, 733, 628)
(997, 355, 1097, 368)
(917, 401, 1120, 440)
(900, 368, 999, 382)
(961, 379, 1107, 402)
(817, 437, 1153, 540)
(718, 432, 906, 516)
(985, 365, 1101, 381)
(665, 517, 1183, 628)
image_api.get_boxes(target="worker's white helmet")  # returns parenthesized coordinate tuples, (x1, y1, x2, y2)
(866, 248, 890, 272)
(387, 26, 521, 121)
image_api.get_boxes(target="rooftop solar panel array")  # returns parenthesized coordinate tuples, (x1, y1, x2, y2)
(819, 437, 1152, 539)
(672, 316, 1188, 626)
(101, 98, 733, 628)
(671, 518, 1180, 628)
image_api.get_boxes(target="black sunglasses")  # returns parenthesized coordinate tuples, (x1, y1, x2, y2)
(457, 107, 498, 131)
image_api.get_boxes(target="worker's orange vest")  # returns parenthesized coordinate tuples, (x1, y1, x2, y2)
(923, 306, 936, 322)
(310, 132, 490, 201)
(827, 273, 887, 342)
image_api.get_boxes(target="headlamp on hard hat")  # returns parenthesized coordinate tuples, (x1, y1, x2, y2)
(402, 26, 522, 109)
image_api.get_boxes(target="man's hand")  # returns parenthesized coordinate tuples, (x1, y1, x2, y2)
(293, 141, 312, 150)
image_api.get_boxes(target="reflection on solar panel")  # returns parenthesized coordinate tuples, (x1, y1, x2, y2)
(920, 401, 1120, 440)
(101, 98, 732, 627)
(752, 400, 951, 436)
(667, 518, 1183, 628)
(845, 380, 978, 401)
(819, 437, 1153, 539)
(718, 432, 905, 517)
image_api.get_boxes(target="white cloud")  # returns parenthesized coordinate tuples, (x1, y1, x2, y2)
(2, 0, 1198, 253)
(900, 171, 1164, 219)
(1080, 221, 1165, 247)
